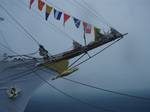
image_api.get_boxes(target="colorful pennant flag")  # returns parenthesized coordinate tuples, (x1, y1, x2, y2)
(94, 27, 102, 41)
(83, 22, 92, 34)
(38, 0, 45, 11)
(54, 9, 62, 20)
(45, 5, 53, 21)
(63, 13, 70, 25)
(29, 0, 35, 9)
(73, 17, 81, 28)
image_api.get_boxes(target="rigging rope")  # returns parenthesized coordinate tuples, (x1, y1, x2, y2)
(8, 50, 39, 58)
(69, 0, 111, 27)
(0, 30, 11, 49)
(0, 41, 17, 55)
(0, 3, 40, 45)
(70, 37, 124, 70)
(1, 1, 48, 59)
(0, 12, 40, 56)
(1, 1, 145, 109)
(0, 32, 38, 58)
(0, 66, 39, 82)
(0, 32, 41, 83)
(0, 29, 37, 60)
(81, 0, 112, 27)
(0, 69, 35, 83)
(2, 59, 150, 104)
(0, 38, 40, 82)
(68, 53, 86, 68)
(37, 74, 116, 112)
(6, 67, 41, 82)
(40, 67, 150, 103)
(63, 78, 150, 102)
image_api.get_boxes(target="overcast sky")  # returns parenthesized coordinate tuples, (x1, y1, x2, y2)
(0, 0, 150, 94)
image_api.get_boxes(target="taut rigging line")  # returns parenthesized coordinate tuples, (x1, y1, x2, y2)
(69, 0, 111, 27)
(0, 3, 40, 46)
(36, 73, 116, 112)
(62, 78, 150, 102)
(0, 41, 17, 55)
(70, 37, 125, 70)
(81, 0, 112, 27)
(41, 67, 150, 102)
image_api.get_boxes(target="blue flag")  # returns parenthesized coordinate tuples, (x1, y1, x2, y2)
(54, 9, 62, 20)
(73, 17, 81, 28)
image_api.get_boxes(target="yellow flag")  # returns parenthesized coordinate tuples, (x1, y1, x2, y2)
(45, 5, 53, 20)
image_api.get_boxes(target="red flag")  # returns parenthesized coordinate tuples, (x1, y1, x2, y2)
(38, 0, 45, 11)
(83, 22, 92, 34)
(63, 13, 70, 25)
(29, 0, 34, 9)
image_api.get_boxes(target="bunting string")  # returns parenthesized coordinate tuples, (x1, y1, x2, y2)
(29, 0, 106, 41)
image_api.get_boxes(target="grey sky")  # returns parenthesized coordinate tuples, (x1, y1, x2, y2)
(0, 0, 150, 94)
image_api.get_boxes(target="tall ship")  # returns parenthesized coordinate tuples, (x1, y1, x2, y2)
(0, 0, 128, 112)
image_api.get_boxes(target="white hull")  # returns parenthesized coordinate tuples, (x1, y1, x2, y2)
(0, 59, 57, 112)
